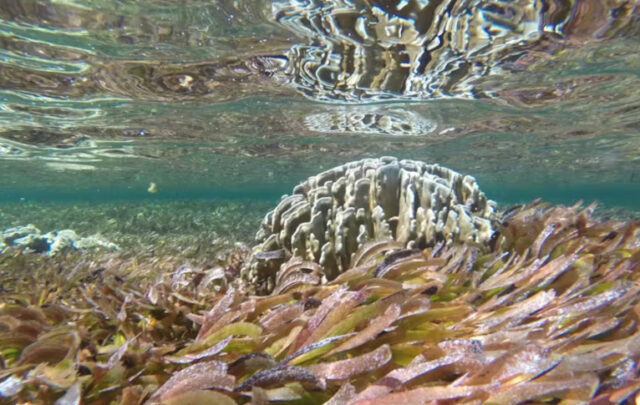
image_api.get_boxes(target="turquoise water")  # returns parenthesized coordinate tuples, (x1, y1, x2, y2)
(1, 0, 640, 235)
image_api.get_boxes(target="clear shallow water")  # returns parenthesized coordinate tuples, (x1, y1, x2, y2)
(1, 0, 640, 225)
(3, 4, 640, 403)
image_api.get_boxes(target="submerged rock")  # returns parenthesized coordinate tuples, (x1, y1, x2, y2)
(1, 224, 41, 248)
(244, 156, 496, 294)
(1, 224, 119, 255)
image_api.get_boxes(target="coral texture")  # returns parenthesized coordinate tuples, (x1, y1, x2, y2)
(245, 157, 496, 294)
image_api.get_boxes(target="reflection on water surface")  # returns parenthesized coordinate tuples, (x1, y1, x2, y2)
(0, 0, 638, 214)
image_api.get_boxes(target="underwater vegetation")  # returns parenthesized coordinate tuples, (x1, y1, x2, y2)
(1, 198, 640, 404)
(0, 200, 268, 258)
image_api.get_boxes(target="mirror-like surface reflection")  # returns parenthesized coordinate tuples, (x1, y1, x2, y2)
(0, 0, 638, 216)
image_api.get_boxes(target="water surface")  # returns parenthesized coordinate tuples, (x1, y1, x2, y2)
(1, 0, 640, 236)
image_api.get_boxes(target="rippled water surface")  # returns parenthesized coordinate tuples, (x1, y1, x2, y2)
(1, 0, 640, 217)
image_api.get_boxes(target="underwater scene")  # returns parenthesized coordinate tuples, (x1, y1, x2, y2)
(1, 0, 640, 403)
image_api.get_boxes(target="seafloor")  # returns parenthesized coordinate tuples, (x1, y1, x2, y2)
(0, 200, 270, 259)
(2, 199, 638, 254)
(1, 199, 640, 404)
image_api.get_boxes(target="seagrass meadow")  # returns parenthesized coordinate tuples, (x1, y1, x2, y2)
(1, 199, 640, 404)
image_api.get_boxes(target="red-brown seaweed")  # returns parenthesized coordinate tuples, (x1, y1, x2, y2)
(1, 200, 640, 403)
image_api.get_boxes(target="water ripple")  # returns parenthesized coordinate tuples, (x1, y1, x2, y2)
(0, 0, 638, 210)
